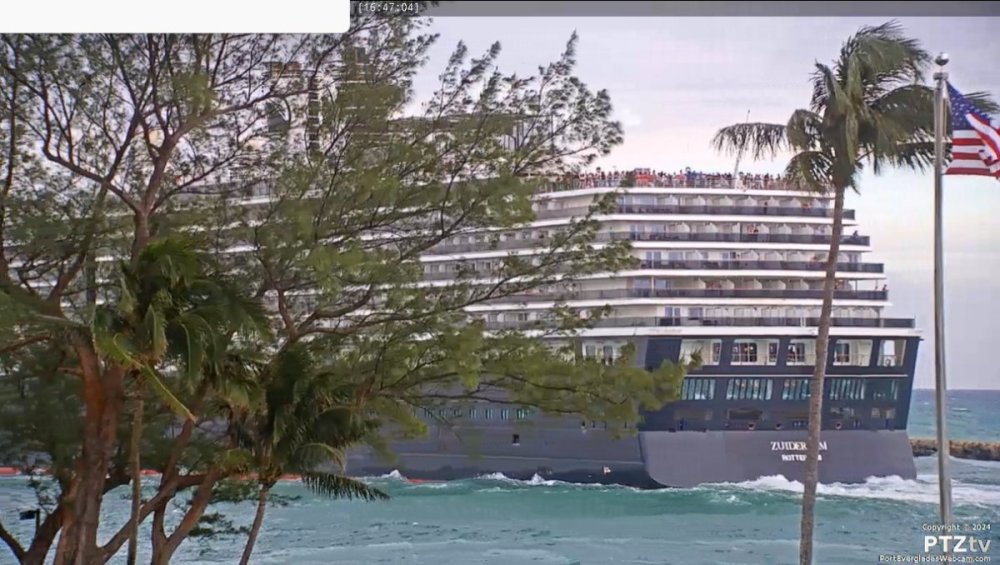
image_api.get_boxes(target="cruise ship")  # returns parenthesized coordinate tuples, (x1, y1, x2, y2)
(346, 169, 920, 488)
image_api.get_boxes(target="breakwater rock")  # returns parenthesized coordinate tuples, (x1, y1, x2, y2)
(911, 438, 1000, 461)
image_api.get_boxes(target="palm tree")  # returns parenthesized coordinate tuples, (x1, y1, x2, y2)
(93, 238, 271, 564)
(711, 21, 997, 565)
(226, 345, 388, 565)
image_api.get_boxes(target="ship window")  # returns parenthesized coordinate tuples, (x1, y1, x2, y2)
(866, 378, 900, 401)
(787, 340, 815, 365)
(469, 407, 477, 419)
(829, 406, 856, 419)
(680, 378, 716, 400)
(834, 342, 850, 364)
(727, 408, 762, 420)
(782, 378, 811, 400)
(731, 341, 760, 364)
(499, 409, 510, 421)
(679, 339, 721, 365)
(602, 345, 615, 364)
(725, 378, 773, 400)
(833, 339, 873, 366)
(516, 408, 532, 420)
(483, 408, 493, 420)
(827, 378, 866, 401)
(880, 339, 906, 367)
(871, 408, 882, 419)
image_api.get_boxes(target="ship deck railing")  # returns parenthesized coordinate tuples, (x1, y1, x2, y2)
(479, 316, 915, 330)
(429, 232, 871, 255)
(492, 288, 889, 303)
(540, 177, 829, 193)
(422, 259, 885, 280)
(533, 204, 855, 221)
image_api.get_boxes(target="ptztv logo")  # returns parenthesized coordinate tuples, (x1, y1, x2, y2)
(923, 535, 992, 554)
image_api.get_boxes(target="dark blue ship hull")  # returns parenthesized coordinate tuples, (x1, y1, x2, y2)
(347, 427, 917, 488)
(348, 334, 921, 488)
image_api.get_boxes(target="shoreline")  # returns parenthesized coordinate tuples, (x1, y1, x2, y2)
(910, 438, 1000, 461)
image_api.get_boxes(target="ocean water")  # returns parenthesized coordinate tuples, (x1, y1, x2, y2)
(1, 389, 998, 565)
(907, 389, 999, 442)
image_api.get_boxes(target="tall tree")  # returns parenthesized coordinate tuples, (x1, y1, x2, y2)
(228, 345, 388, 565)
(90, 238, 270, 564)
(0, 16, 694, 564)
(711, 21, 998, 565)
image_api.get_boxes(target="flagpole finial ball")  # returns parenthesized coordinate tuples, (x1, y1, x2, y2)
(935, 53, 949, 66)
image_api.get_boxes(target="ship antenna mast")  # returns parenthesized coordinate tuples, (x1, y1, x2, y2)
(732, 109, 751, 189)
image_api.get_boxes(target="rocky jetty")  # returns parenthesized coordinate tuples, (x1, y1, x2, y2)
(911, 438, 1000, 461)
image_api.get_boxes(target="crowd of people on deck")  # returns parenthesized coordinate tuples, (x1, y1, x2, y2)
(557, 167, 814, 191)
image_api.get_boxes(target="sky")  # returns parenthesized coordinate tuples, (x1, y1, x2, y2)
(408, 16, 1000, 390)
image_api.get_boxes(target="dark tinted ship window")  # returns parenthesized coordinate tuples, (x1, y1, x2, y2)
(681, 378, 716, 400)
(827, 378, 866, 401)
(782, 378, 811, 400)
(866, 378, 900, 401)
(727, 408, 762, 421)
(725, 378, 773, 400)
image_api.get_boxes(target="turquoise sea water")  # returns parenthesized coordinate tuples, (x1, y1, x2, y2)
(1, 389, 998, 565)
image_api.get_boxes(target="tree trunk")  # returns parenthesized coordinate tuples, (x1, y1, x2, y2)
(799, 186, 846, 565)
(53, 349, 126, 565)
(239, 484, 272, 565)
(21, 507, 66, 565)
(150, 502, 168, 564)
(150, 469, 221, 565)
(126, 380, 144, 565)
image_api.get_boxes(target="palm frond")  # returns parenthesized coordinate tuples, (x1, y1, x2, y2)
(879, 141, 935, 173)
(142, 365, 195, 421)
(295, 442, 347, 470)
(785, 109, 824, 151)
(961, 90, 1000, 116)
(710, 122, 787, 160)
(301, 472, 389, 501)
(810, 63, 847, 116)
(783, 151, 833, 194)
(835, 20, 930, 101)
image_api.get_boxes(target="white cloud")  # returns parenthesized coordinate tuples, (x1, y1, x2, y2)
(617, 106, 643, 128)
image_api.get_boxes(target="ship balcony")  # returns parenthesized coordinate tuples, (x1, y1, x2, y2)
(532, 204, 855, 221)
(480, 316, 916, 331)
(638, 259, 883, 273)
(421, 258, 884, 281)
(494, 288, 889, 303)
(428, 231, 870, 255)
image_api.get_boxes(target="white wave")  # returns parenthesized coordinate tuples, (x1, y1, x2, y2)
(716, 473, 1000, 508)
(473, 471, 612, 489)
(526, 473, 559, 486)
(379, 469, 407, 480)
(476, 471, 512, 481)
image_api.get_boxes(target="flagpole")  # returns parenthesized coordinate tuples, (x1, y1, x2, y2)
(932, 52, 953, 529)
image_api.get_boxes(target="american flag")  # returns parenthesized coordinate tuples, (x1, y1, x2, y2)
(945, 83, 1000, 179)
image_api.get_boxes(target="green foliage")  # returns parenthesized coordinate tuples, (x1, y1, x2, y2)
(0, 19, 687, 564)
(711, 21, 996, 565)
(712, 20, 998, 191)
